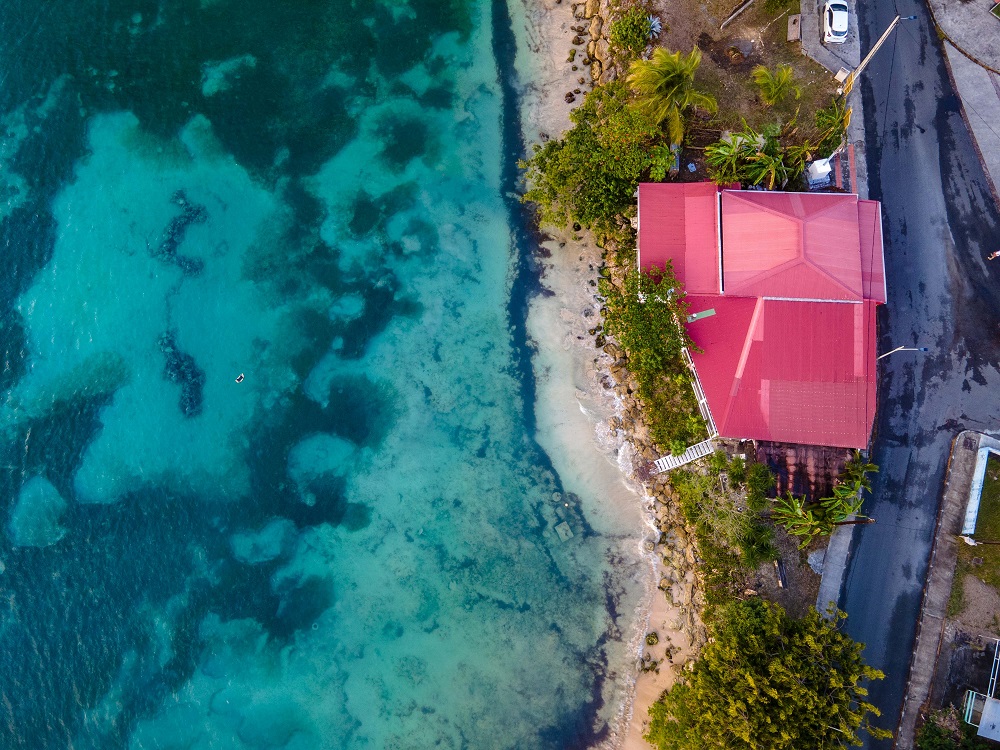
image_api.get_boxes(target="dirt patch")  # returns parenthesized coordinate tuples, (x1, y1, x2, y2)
(697, 31, 763, 71)
(930, 455, 1000, 716)
(934, 628, 998, 712)
(751, 527, 821, 618)
(954, 575, 1000, 635)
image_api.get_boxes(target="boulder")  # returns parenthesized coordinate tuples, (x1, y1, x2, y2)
(595, 39, 610, 65)
(589, 16, 603, 38)
(584, 0, 600, 18)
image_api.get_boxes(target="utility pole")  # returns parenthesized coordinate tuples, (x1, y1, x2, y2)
(838, 15, 918, 95)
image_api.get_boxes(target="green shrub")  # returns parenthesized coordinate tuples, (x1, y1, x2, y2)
(599, 263, 706, 451)
(609, 7, 652, 59)
(815, 98, 848, 157)
(520, 81, 668, 232)
(671, 455, 779, 604)
(646, 600, 891, 749)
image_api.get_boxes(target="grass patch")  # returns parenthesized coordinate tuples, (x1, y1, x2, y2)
(947, 567, 967, 617)
(953, 456, 1000, 615)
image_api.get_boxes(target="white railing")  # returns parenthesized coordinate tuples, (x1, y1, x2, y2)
(652, 439, 716, 473)
(681, 347, 718, 438)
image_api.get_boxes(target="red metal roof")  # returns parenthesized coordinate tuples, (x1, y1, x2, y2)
(721, 191, 865, 300)
(686, 297, 878, 448)
(858, 200, 887, 303)
(637, 183, 887, 449)
(638, 183, 720, 293)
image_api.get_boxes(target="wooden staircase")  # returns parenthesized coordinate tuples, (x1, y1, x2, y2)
(652, 439, 716, 473)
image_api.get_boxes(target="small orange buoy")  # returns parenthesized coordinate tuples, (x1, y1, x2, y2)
(235, 373, 244, 383)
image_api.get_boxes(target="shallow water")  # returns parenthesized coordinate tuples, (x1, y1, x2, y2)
(0, 1, 648, 747)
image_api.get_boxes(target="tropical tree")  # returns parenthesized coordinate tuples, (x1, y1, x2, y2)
(704, 131, 752, 184)
(842, 450, 878, 491)
(744, 148, 790, 190)
(751, 63, 802, 106)
(627, 48, 718, 146)
(520, 81, 670, 231)
(705, 121, 812, 188)
(771, 492, 837, 547)
(783, 140, 815, 179)
(646, 599, 891, 750)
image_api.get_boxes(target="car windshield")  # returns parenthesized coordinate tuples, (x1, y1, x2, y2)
(831, 3, 848, 11)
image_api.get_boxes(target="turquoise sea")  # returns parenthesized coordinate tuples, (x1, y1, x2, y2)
(0, 1, 650, 747)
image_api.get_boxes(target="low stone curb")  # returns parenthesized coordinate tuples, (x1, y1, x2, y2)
(894, 431, 981, 749)
(816, 520, 854, 613)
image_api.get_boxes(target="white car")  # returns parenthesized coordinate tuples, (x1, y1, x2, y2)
(824, 0, 849, 43)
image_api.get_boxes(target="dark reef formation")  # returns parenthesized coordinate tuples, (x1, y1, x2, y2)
(152, 191, 207, 275)
(158, 330, 205, 417)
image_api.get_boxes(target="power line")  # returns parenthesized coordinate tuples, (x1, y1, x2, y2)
(878, 31, 901, 149)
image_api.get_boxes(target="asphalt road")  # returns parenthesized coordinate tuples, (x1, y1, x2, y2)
(839, 1, 1000, 746)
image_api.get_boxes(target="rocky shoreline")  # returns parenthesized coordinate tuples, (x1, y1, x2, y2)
(590, 253, 709, 749)
(567, 0, 617, 97)
(529, 226, 709, 749)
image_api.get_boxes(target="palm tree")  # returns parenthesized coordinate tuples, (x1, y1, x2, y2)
(815, 97, 849, 155)
(782, 141, 814, 182)
(705, 131, 753, 185)
(741, 123, 787, 189)
(751, 64, 801, 107)
(627, 48, 718, 146)
(745, 150, 790, 190)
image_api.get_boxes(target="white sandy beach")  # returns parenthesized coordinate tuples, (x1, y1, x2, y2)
(510, 1, 701, 746)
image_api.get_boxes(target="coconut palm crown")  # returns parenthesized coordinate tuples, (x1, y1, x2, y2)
(751, 63, 802, 107)
(626, 48, 718, 146)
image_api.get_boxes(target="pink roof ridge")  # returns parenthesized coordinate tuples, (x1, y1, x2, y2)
(721, 191, 868, 301)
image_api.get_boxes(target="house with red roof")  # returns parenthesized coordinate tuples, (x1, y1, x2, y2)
(638, 183, 886, 451)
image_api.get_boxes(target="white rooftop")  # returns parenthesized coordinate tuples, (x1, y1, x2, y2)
(978, 697, 1000, 740)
